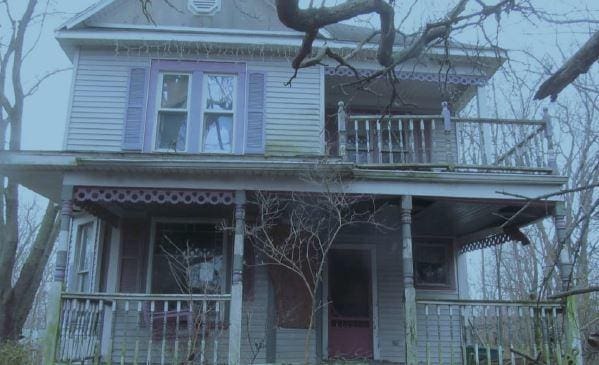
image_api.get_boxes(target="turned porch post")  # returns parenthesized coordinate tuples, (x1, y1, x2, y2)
(401, 196, 417, 365)
(554, 202, 583, 364)
(229, 190, 246, 365)
(337, 101, 347, 159)
(43, 185, 74, 364)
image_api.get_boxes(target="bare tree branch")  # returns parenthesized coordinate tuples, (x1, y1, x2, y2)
(535, 31, 599, 101)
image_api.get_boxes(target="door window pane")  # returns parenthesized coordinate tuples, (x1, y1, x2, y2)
(155, 112, 187, 151)
(202, 114, 233, 153)
(161, 74, 189, 109)
(205, 75, 234, 111)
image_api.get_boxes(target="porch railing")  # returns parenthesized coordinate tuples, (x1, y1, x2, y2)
(56, 292, 231, 364)
(417, 299, 566, 365)
(337, 102, 556, 174)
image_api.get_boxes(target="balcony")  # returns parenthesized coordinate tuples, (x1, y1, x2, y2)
(334, 102, 556, 175)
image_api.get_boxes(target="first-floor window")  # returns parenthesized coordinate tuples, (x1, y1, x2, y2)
(74, 222, 95, 292)
(414, 242, 453, 288)
(151, 221, 227, 294)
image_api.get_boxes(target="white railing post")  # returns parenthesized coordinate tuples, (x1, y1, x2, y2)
(337, 101, 347, 159)
(401, 196, 417, 365)
(44, 185, 74, 365)
(543, 107, 558, 173)
(441, 101, 454, 165)
(228, 191, 246, 365)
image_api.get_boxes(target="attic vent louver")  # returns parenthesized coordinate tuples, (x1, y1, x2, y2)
(188, 0, 221, 15)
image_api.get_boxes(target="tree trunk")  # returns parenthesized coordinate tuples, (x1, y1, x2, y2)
(0, 201, 59, 340)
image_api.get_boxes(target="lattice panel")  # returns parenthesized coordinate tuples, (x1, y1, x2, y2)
(458, 233, 511, 255)
(74, 187, 234, 205)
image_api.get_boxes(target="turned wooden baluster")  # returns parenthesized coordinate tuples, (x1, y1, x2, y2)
(387, 119, 394, 163)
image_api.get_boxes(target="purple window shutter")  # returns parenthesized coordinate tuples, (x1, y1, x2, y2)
(245, 72, 265, 154)
(122, 68, 147, 151)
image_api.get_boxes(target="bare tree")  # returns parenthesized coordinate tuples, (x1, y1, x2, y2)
(244, 168, 391, 362)
(0, 0, 65, 340)
(465, 52, 599, 361)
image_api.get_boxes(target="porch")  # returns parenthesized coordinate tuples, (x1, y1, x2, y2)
(42, 185, 577, 364)
(55, 293, 567, 364)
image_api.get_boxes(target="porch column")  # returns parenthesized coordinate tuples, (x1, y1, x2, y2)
(554, 202, 583, 364)
(43, 185, 74, 364)
(229, 190, 246, 365)
(401, 196, 417, 365)
(337, 101, 347, 159)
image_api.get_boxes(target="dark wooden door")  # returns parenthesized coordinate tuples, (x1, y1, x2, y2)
(328, 249, 373, 359)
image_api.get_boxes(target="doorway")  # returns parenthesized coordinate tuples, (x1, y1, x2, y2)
(327, 248, 374, 359)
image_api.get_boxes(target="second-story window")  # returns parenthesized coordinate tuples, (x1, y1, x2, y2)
(202, 74, 236, 153)
(144, 60, 246, 154)
(156, 74, 190, 151)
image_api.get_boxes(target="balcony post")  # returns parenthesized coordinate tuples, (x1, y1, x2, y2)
(43, 185, 73, 365)
(543, 107, 558, 173)
(337, 101, 347, 159)
(441, 101, 454, 165)
(554, 202, 583, 364)
(401, 196, 417, 365)
(228, 190, 246, 365)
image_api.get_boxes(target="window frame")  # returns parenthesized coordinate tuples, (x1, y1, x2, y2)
(152, 72, 193, 153)
(145, 217, 230, 295)
(143, 60, 246, 154)
(413, 239, 456, 290)
(69, 217, 99, 293)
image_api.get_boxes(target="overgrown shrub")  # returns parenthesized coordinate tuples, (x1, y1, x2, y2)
(0, 341, 39, 365)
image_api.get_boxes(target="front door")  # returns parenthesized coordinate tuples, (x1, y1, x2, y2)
(328, 249, 373, 359)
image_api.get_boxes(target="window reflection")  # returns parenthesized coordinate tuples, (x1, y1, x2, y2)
(205, 76, 234, 111)
(203, 114, 233, 153)
(161, 74, 189, 109)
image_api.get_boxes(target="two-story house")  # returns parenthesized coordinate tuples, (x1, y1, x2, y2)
(0, 0, 581, 364)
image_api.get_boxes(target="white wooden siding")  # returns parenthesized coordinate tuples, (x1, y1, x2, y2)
(66, 49, 149, 151)
(275, 328, 316, 364)
(65, 47, 324, 156)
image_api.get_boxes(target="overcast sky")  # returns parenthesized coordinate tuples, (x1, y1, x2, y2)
(16, 0, 599, 151)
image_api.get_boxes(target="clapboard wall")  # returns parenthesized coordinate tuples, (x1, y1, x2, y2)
(64, 47, 324, 156)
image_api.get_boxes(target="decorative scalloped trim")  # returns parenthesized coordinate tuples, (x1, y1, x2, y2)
(325, 67, 487, 86)
(74, 186, 234, 205)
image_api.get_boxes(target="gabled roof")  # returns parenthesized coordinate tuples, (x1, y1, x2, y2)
(58, 0, 115, 30)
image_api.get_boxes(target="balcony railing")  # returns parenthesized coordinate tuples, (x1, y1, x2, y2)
(417, 299, 566, 365)
(337, 102, 557, 174)
(56, 292, 230, 364)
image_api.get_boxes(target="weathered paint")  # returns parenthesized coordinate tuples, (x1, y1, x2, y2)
(401, 196, 418, 365)
(228, 191, 246, 365)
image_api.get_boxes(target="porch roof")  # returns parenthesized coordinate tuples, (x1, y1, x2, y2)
(0, 150, 567, 203)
